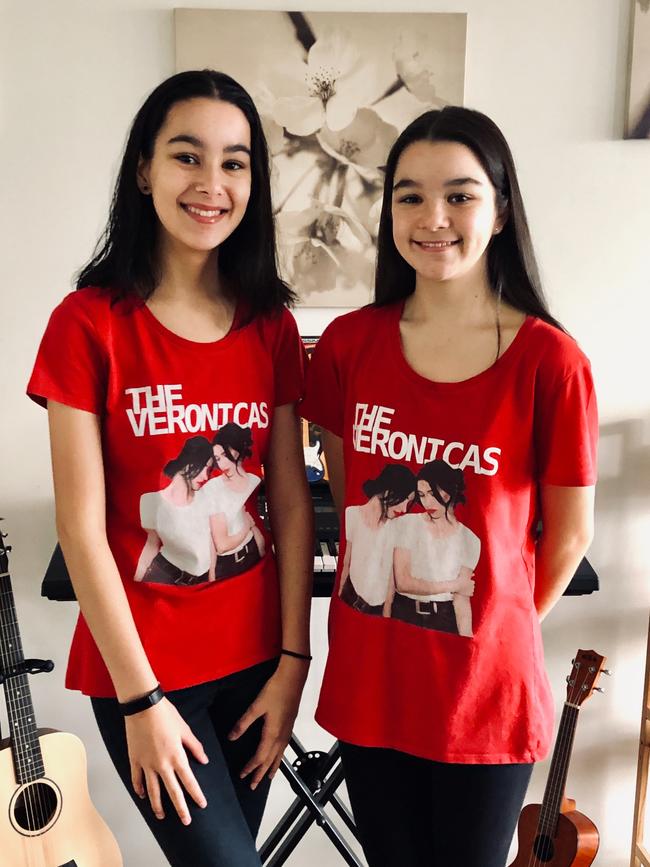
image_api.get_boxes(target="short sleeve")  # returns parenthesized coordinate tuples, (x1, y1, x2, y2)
(535, 356, 598, 486)
(27, 293, 107, 414)
(262, 307, 306, 406)
(301, 320, 344, 437)
(140, 492, 157, 530)
(460, 527, 481, 570)
(201, 478, 221, 514)
(344, 505, 358, 543)
(392, 514, 419, 550)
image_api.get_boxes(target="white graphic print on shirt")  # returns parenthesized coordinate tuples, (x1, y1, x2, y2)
(134, 421, 265, 587)
(340, 459, 481, 638)
(353, 403, 501, 476)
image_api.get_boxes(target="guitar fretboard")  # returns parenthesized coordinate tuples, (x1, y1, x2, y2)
(537, 702, 579, 836)
(0, 574, 45, 784)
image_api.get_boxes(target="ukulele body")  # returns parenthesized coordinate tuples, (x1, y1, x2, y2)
(509, 801, 599, 866)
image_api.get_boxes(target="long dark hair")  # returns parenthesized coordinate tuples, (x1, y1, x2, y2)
(211, 422, 253, 466)
(375, 106, 562, 330)
(417, 460, 465, 522)
(164, 436, 213, 494)
(76, 70, 294, 319)
(362, 464, 416, 522)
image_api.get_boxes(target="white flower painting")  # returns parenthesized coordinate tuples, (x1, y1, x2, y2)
(627, 0, 650, 139)
(175, 10, 467, 306)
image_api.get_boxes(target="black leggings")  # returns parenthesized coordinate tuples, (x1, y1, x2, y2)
(339, 741, 532, 867)
(91, 659, 278, 867)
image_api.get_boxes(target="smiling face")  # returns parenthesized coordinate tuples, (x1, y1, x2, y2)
(213, 443, 239, 476)
(391, 140, 504, 290)
(417, 480, 451, 519)
(138, 97, 252, 258)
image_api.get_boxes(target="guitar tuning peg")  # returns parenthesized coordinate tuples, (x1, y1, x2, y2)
(593, 687, 605, 693)
(602, 669, 612, 676)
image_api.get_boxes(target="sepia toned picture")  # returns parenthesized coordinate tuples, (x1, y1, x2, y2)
(175, 9, 467, 305)
(627, 0, 650, 138)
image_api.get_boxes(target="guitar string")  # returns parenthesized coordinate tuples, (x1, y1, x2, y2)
(2, 578, 51, 867)
(544, 663, 595, 867)
(0, 581, 45, 841)
(0, 579, 41, 848)
(528, 663, 584, 867)
(0, 580, 41, 840)
(526, 658, 592, 867)
(537, 661, 592, 863)
(0, 579, 48, 842)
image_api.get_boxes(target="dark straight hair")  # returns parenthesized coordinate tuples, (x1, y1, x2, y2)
(76, 70, 295, 320)
(375, 106, 562, 330)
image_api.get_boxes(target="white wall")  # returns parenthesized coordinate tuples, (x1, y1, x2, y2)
(1, 1, 648, 865)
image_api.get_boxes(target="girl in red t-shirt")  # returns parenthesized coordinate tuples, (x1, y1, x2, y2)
(301, 107, 597, 867)
(28, 71, 313, 867)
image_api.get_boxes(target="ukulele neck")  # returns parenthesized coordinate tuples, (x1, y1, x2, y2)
(537, 702, 579, 836)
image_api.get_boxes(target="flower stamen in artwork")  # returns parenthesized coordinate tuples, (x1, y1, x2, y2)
(307, 67, 340, 105)
(313, 213, 341, 246)
(338, 139, 361, 161)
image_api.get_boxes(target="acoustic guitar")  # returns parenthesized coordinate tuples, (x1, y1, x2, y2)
(509, 648, 607, 866)
(0, 528, 122, 866)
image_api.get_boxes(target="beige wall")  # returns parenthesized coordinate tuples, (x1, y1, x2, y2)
(1, 1, 648, 864)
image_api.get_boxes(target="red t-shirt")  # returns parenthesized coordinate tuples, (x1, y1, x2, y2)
(28, 287, 305, 697)
(301, 302, 597, 764)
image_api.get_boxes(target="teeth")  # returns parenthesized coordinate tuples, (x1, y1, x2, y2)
(185, 205, 224, 218)
(418, 241, 456, 248)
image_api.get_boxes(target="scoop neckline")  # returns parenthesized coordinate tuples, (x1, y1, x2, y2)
(389, 301, 533, 391)
(138, 299, 243, 350)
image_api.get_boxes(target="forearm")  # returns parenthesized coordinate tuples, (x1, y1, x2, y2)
(535, 484, 595, 621)
(534, 530, 592, 621)
(210, 517, 251, 554)
(134, 535, 158, 581)
(396, 573, 457, 595)
(268, 497, 313, 658)
(394, 551, 456, 594)
(58, 524, 158, 701)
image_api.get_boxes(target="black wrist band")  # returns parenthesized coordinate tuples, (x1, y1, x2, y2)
(120, 684, 164, 716)
(281, 648, 312, 662)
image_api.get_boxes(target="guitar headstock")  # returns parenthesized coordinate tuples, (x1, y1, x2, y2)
(0, 519, 9, 575)
(566, 649, 608, 706)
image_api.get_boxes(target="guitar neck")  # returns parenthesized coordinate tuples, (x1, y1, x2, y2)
(537, 702, 579, 836)
(0, 570, 45, 784)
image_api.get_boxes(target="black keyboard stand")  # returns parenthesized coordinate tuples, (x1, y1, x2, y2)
(259, 735, 362, 866)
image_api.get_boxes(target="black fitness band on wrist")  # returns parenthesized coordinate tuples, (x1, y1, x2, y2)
(281, 648, 312, 662)
(119, 684, 164, 716)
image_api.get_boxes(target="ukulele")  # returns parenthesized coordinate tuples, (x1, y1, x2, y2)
(509, 649, 608, 866)
(0, 528, 122, 866)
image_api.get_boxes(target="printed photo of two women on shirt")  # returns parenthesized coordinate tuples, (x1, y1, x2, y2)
(340, 460, 481, 637)
(134, 423, 265, 587)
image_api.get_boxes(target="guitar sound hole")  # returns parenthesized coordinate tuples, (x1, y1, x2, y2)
(13, 781, 59, 832)
(533, 834, 555, 862)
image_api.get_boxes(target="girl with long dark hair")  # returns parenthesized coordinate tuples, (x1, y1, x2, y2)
(388, 460, 479, 637)
(338, 464, 416, 616)
(28, 70, 313, 866)
(205, 423, 267, 580)
(302, 106, 597, 866)
(135, 435, 215, 585)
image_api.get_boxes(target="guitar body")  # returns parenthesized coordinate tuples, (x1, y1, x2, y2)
(0, 730, 123, 867)
(509, 802, 599, 867)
